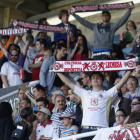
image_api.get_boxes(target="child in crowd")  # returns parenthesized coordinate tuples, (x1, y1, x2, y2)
(59, 112, 78, 138)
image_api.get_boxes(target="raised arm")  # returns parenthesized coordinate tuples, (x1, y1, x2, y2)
(57, 72, 75, 91)
(68, 8, 95, 30)
(116, 70, 131, 91)
(0, 41, 8, 57)
(28, 61, 42, 71)
(70, 43, 78, 59)
(23, 40, 30, 56)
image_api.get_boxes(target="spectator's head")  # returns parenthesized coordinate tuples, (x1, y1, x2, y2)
(43, 49, 53, 61)
(61, 85, 69, 97)
(115, 109, 127, 125)
(32, 84, 45, 97)
(0, 102, 12, 118)
(36, 97, 49, 110)
(18, 89, 27, 100)
(51, 88, 65, 104)
(126, 76, 138, 93)
(126, 20, 137, 31)
(35, 90, 46, 100)
(121, 84, 128, 95)
(114, 77, 121, 85)
(59, 112, 76, 128)
(57, 43, 67, 58)
(19, 98, 31, 111)
(77, 29, 82, 35)
(36, 38, 46, 52)
(58, 39, 67, 44)
(68, 89, 77, 102)
(35, 108, 51, 124)
(76, 78, 84, 88)
(54, 95, 66, 111)
(28, 35, 34, 44)
(81, 72, 92, 86)
(10, 49, 20, 63)
(37, 32, 45, 39)
(7, 43, 21, 53)
(20, 107, 34, 123)
(1, 36, 9, 45)
(131, 97, 140, 112)
(102, 11, 111, 22)
(76, 34, 88, 57)
(59, 9, 69, 24)
(128, 111, 140, 124)
(38, 18, 48, 25)
(90, 72, 104, 88)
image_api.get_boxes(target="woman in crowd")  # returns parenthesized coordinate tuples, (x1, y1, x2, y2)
(114, 109, 127, 126)
(70, 35, 91, 60)
(0, 102, 16, 140)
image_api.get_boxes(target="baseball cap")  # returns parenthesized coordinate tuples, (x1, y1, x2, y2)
(102, 11, 111, 19)
(59, 112, 76, 120)
(34, 108, 51, 116)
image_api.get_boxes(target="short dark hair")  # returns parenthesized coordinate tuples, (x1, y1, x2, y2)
(33, 84, 45, 92)
(0, 102, 12, 118)
(36, 97, 49, 107)
(7, 43, 21, 54)
(90, 72, 104, 81)
(36, 38, 46, 49)
(126, 20, 137, 30)
(133, 97, 140, 103)
(38, 18, 47, 24)
(102, 11, 111, 20)
(116, 108, 127, 116)
(83, 72, 92, 78)
(127, 76, 139, 85)
(77, 78, 84, 86)
(57, 43, 67, 50)
(58, 39, 67, 45)
(20, 107, 33, 119)
(128, 111, 140, 124)
(37, 32, 45, 38)
(21, 98, 31, 106)
(59, 9, 68, 19)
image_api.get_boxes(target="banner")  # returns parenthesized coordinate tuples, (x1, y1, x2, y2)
(52, 58, 137, 72)
(93, 122, 140, 140)
(0, 28, 27, 36)
(13, 19, 70, 33)
(71, 1, 133, 13)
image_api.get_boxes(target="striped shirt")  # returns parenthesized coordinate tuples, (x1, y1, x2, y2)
(60, 125, 78, 138)
(51, 106, 74, 130)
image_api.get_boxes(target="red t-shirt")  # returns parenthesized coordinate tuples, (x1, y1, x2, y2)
(74, 54, 86, 60)
(31, 54, 43, 81)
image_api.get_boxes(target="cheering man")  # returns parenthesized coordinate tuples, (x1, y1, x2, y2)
(55, 70, 132, 140)
(68, 3, 134, 59)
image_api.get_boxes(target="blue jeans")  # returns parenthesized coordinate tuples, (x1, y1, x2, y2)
(122, 47, 133, 59)
(93, 54, 110, 60)
(81, 128, 96, 140)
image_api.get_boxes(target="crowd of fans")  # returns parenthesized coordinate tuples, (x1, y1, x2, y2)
(1, 4, 140, 140)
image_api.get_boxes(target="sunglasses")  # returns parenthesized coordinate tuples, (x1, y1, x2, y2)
(115, 114, 125, 117)
(11, 54, 19, 56)
(131, 102, 140, 106)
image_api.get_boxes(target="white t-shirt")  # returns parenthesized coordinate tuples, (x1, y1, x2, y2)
(36, 121, 58, 140)
(1, 61, 23, 87)
(74, 85, 118, 127)
(19, 40, 39, 73)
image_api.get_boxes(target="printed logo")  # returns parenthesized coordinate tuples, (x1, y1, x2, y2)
(91, 98, 98, 106)
(54, 62, 61, 70)
(90, 62, 97, 71)
(99, 94, 104, 98)
(82, 62, 90, 71)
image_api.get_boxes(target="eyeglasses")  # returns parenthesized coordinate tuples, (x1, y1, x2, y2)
(11, 54, 18, 56)
(131, 102, 140, 106)
(115, 114, 125, 117)
(127, 81, 136, 85)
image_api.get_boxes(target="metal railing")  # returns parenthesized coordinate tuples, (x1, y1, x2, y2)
(55, 131, 98, 140)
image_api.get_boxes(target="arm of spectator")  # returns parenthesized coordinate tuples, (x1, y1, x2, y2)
(23, 41, 30, 56)
(39, 59, 50, 87)
(114, 9, 132, 30)
(70, 43, 78, 59)
(0, 41, 8, 57)
(28, 61, 42, 71)
(1, 75, 9, 87)
(116, 71, 131, 91)
(68, 8, 94, 30)
(57, 72, 75, 91)
(31, 120, 38, 140)
(88, 49, 91, 59)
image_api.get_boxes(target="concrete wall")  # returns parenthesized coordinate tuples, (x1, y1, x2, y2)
(47, 3, 140, 42)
